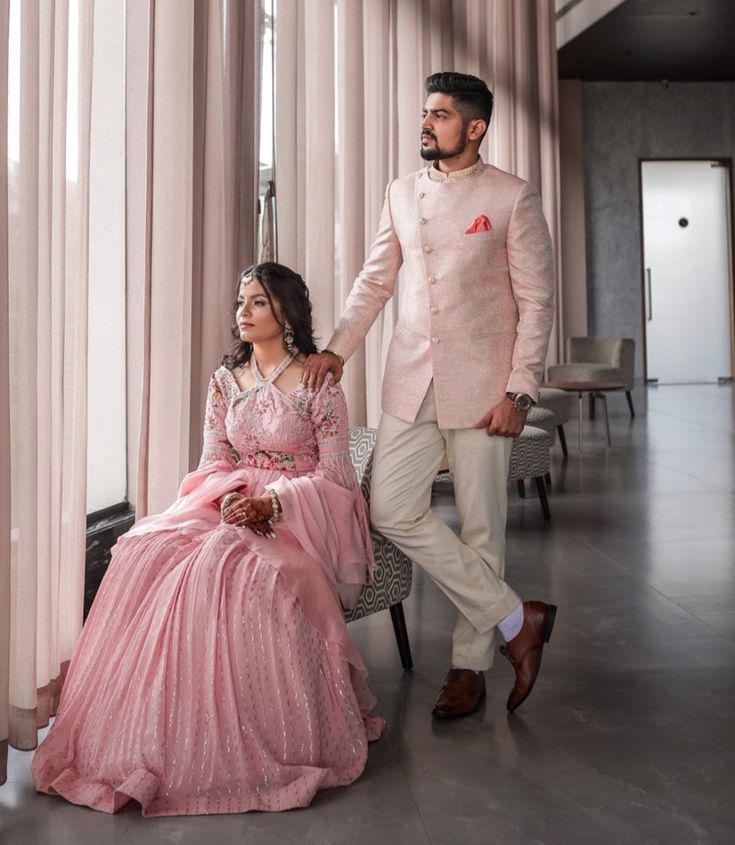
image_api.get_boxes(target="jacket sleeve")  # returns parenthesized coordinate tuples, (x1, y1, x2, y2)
(505, 182, 556, 401)
(327, 181, 404, 362)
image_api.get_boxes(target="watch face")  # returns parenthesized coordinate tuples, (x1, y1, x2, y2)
(516, 394, 532, 411)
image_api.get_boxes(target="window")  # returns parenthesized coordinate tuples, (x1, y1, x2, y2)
(258, 0, 276, 258)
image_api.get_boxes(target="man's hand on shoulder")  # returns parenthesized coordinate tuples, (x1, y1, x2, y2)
(301, 350, 344, 391)
(475, 397, 527, 438)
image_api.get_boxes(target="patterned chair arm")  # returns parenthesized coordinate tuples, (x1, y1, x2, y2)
(346, 427, 413, 623)
(344, 532, 413, 623)
(508, 425, 551, 482)
(348, 426, 377, 506)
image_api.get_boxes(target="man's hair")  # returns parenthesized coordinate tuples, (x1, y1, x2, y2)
(424, 71, 493, 139)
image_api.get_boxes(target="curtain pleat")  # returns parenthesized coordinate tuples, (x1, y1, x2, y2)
(303, 0, 336, 344)
(274, 0, 304, 273)
(336, 0, 367, 422)
(138, 0, 197, 516)
(9, 0, 42, 752)
(361, 0, 398, 427)
(0, 0, 11, 787)
(236, 1, 262, 269)
(274, 0, 562, 425)
(2, 0, 94, 763)
(59, 0, 94, 683)
(125, 0, 155, 515)
(536, 0, 562, 363)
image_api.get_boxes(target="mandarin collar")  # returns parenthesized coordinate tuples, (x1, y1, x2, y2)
(425, 157, 485, 183)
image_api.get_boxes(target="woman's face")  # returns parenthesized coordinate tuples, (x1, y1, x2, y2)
(236, 277, 284, 345)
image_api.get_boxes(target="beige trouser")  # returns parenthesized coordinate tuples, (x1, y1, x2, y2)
(370, 383, 521, 670)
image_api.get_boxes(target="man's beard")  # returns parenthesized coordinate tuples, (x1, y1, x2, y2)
(420, 130, 468, 161)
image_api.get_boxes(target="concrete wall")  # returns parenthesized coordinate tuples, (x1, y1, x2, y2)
(581, 81, 735, 378)
(559, 79, 588, 344)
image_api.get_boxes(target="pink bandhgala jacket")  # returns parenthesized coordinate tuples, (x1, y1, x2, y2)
(328, 159, 556, 429)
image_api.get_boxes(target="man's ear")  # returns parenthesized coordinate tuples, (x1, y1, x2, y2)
(467, 118, 487, 141)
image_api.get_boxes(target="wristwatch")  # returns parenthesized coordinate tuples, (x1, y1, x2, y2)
(506, 392, 534, 412)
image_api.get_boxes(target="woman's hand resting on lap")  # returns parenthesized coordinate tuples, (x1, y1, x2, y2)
(220, 493, 276, 538)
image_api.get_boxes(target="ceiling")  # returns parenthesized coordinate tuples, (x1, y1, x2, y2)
(558, 0, 735, 81)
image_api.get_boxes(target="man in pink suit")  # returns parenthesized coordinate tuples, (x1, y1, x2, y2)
(304, 72, 557, 717)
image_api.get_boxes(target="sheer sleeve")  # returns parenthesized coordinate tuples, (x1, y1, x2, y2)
(198, 372, 237, 470)
(265, 377, 376, 607)
(307, 379, 363, 489)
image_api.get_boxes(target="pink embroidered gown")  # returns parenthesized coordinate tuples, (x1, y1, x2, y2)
(31, 354, 384, 816)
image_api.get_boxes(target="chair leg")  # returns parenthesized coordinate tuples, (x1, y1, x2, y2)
(557, 424, 568, 458)
(517, 479, 526, 498)
(588, 393, 596, 420)
(545, 472, 552, 490)
(534, 476, 551, 521)
(598, 393, 612, 446)
(625, 390, 636, 418)
(389, 602, 413, 670)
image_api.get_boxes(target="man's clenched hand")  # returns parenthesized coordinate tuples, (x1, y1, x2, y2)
(475, 397, 528, 438)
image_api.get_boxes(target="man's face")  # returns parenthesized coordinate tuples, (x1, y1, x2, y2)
(420, 93, 468, 161)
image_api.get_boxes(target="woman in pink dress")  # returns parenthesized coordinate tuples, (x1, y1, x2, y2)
(32, 262, 384, 816)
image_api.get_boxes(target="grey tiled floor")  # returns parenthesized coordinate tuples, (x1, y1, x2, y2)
(2, 383, 734, 843)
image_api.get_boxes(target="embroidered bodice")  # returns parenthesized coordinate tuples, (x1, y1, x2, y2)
(199, 354, 355, 489)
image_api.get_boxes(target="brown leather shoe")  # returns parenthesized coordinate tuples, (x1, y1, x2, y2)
(431, 668, 486, 718)
(500, 601, 557, 713)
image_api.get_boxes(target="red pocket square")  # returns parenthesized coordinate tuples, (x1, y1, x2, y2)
(465, 215, 492, 234)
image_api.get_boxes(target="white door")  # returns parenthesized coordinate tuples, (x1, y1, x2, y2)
(641, 160, 732, 383)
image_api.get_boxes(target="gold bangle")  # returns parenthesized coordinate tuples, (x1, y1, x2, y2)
(220, 492, 240, 514)
(324, 348, 344, 366)
(266, 488, 281, 523)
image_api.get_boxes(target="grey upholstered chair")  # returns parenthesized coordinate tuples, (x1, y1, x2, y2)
(508, 425, 551, 521)
(433, 424, 552, 521)
(526, 405, 557, 489)
(547, 337, 636, 417)
(527, 406, 557, 443)
(536, 387, 571, 457)
(345, 427, 414, 670)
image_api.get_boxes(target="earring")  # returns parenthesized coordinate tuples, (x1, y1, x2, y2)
(284, 326, 296, 354)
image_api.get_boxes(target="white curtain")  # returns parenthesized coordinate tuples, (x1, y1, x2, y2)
(1, 0, 94, 778)
(1, 0, 11, 784)
(276, 0, 562, 427)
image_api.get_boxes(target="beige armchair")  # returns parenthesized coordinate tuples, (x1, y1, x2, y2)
(547, 337, 636, 417)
